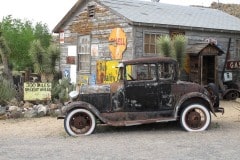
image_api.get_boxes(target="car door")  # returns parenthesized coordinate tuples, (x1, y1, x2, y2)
(124, 63, 159, 111)
(157, 62, 175, 110)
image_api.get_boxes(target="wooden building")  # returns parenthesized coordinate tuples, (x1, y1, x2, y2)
(53, 0, 240, 85)
(186, 43, 224, 86)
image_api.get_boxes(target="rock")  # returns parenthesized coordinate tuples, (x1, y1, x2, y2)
(49, 109, 61, 117)
(49, 103, 58, 110)
(0, 106, 7, 116)
(24, 109, 38, 118)
(8, 110, 23, 119)
(37, 104, 47, 117)
(0, 114, 7, 120)
(23, 101, 34, 109)
(8, 106, 19, 112)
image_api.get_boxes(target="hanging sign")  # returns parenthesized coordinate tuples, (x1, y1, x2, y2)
(108, 28, 127, 60)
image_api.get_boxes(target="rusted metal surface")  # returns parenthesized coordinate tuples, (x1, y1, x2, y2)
(100, 111, 176, 126)
(62, 57, 223, 129)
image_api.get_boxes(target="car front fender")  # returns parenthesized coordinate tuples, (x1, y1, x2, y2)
(60, 101, 108, 124)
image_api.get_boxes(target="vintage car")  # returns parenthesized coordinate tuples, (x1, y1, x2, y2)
(59, 57, 224, 136)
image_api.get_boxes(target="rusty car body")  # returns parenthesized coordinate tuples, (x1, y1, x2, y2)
(60, 57, 224, 136)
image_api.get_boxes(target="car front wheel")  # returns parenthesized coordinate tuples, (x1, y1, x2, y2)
(180, 104, 211, 132)
(64, 109, 96, 136)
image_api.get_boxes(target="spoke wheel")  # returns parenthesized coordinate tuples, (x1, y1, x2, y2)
(180, 104, 211, 132)
(64, 109, 96, 136)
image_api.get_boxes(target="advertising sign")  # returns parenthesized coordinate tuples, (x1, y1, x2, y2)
(109, 28, 127, 60)
(24, 83, 51, 101)
(226, 60, 240, 69)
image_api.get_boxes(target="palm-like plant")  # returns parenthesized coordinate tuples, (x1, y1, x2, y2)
(29, 40, 45, 74)
(29, 40, 60, 82)
(173, 35, 187, 69)
(157, 35, 172, 57)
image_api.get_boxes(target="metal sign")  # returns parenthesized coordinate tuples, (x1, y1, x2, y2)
(226, 60, 240, 69)
(108, 28, 127, 60)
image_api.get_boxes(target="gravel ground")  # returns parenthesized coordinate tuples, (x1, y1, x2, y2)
(0, 100, 240, 160)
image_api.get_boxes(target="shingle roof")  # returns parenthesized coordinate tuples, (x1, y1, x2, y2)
(99, 0, 240, 32)
(186, 43, 224, 55)
(53, 0, 240, 33)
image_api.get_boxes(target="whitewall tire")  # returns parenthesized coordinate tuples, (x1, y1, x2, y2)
(180, 104, 211, 132)
(64, 109, 96, 136)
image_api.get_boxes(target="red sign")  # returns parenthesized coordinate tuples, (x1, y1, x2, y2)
(66, 56, 75, 64)
(226, 61, 240, 69)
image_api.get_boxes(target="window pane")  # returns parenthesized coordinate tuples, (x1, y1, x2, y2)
(145, 34, 150, 43)
(150, 44, 155, 53)
(150, 35, 155, 44)
(144, 44, 149, 53)
(144, 33, 161, 54)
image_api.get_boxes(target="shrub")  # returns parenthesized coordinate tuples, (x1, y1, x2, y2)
(0, 76, 16, 105)
(51, 78, 75, 103)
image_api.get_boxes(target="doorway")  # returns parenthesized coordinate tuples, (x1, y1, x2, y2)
(202, 56, 215, 85)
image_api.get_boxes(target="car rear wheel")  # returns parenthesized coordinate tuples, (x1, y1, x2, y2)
(64, 109, 96, 136)
(180, 104, 211, 132)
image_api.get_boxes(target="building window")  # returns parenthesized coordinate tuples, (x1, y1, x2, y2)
(169, 30, 185, 39)
(236, 39, 240, 59)
(144, 33, 162, 55)
(78, 35, 91, 73)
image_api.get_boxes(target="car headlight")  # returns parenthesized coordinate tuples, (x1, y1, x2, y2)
(69, 91, 79, 99)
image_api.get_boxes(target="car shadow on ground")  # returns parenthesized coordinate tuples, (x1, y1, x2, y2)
(94, 121, 182, 134)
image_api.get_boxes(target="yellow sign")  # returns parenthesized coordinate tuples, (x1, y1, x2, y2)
(96, 60, 106, 84)
(104, 61, 119, 83)
(109, 28, 127, 60)
(96, 60, 132, 84)
(24, 83, 51, 101)
(79, 75, 89, 86)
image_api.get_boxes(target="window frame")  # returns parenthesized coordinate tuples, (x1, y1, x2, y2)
(144, 32, 162, 55)
(77, 35, 91, 73)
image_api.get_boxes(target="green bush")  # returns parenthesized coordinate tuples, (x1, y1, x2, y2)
(51, 78, 75, 103)
(0, 76, 16, 105)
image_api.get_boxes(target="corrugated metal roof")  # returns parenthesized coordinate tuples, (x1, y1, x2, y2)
(99, 0, 240, 32)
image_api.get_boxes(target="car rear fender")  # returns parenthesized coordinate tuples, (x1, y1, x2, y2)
(174, 92, 216, 118)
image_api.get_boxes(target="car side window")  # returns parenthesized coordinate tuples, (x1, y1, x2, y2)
(158, 63, 174, 80)
(126, 64, 156, 81)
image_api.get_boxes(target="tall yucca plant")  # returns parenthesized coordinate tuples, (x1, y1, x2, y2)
(29, 40, 45, 74)
(173, 35, 187, 69)
(47, 44, 60, 74)
(157, 35, 172, 57)
(0, 32, 13, 85)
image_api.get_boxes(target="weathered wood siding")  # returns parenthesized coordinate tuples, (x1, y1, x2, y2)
(58, 0, 240, 83)
(60, 1, 133, 81)
(133, 26, 240, 80)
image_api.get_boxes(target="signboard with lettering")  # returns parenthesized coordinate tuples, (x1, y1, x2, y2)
(108, 28, 127, 60)
(226, 61, 240, 69)
(24, 83, 51, 101)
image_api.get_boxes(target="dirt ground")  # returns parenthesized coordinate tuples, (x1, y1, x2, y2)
(0, 100, 240, 160)
(0, 100, 239, 138)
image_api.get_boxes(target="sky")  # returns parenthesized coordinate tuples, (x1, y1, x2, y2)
(1, 0, 240, 32)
